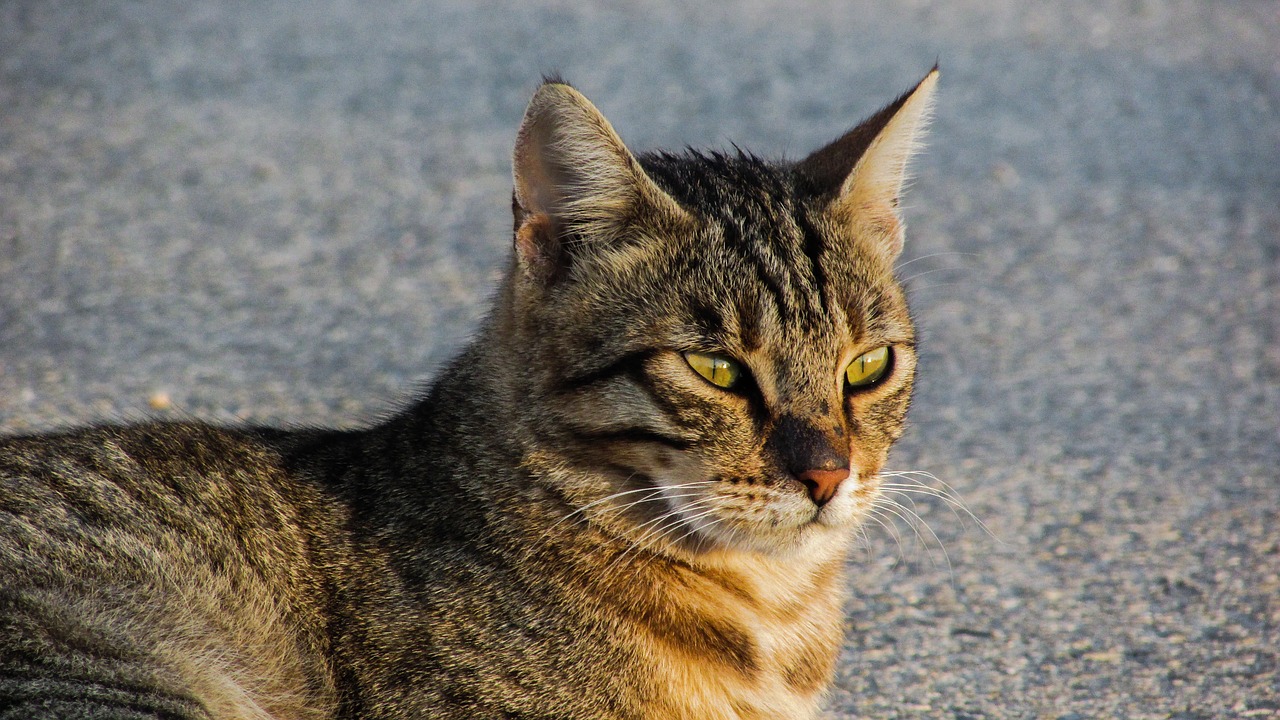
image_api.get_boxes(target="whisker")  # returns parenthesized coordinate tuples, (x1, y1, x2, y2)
(623, 509, 726, 580)
(873, 497, 954, 580)
(545, 480, 716, 533)
(899, 266, 971, 285)
(879, 489, 955, 560)
(624, 502, 729, 576)
(601, 499, 719, 576)
(895, 251, 979, 273)
(881, 469, 968, 501)
(690, 516, 728, 555)
(599, 515, 687, 578)
(862, 506, 910, 567)
(627, 502, 712, 546)
(665, 507, 725, 549)
(542, 478, 709, 563)
(878, 486, 930, 522)
(600, 490, 709, 518)
(879, 484, 968, 524)
(900, 281, 973, 294)
(878, 470, 1000, 542)
(871, 499, 936, 567)
(581, 480, 716, 515)
(851, 522, 875, 561)
(644, 504, 723, 552)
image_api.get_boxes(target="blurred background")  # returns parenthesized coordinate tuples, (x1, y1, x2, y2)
(2, 1, 1277, 716)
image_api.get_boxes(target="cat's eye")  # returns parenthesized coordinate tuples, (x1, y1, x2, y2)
(845, 346, 891, 389)
(684, 352, 743, 390)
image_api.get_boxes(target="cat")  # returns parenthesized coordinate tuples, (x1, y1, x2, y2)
(0, 68, 938, 720)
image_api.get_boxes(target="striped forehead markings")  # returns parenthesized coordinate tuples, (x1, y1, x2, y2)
(792, 210, 831, 320)
(727, 213, 837, 334)
(720, 216, 796, 327)
(640, 151, 842, 333)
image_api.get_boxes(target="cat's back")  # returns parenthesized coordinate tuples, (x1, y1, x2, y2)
(0, 422, 338, 586)
(0, 422, 345, 719)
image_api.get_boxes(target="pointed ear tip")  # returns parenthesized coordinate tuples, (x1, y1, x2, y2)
(900, 69, 940, 125)
(916, 68, 940, 94)
(536, 80, 575, 94)
(530, 80, 589, 106)
(522, 82, 603, 131)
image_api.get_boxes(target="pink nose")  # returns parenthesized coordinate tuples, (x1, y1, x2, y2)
(797, 467, 850, 506)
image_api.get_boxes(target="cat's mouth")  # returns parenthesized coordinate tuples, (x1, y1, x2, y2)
(643, 471, 874, 554)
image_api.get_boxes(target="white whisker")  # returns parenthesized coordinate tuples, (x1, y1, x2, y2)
(872, 496, 954, 580)
(879, 484, 974, 528)
(665, 507, 724, 549)
(601, 499, 719, 576)
(878, 470, 1000, 542)
(899, 266, 970, 285)
(895, 251, 979, 272)
(870, 499, 933, 562)
(602, 490, 709, 518)
(862, 506, 910, 567)
(625, 502, 728, 577)
(901, 281, 973, 294)
(544, 480, 716, 534)
(621, 510, 725, 581)
(851, 522, 875, 560)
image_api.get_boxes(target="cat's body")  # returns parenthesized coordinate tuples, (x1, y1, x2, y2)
(0, 71, 938, 719)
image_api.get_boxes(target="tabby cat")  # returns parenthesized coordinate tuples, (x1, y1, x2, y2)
(0, 68, 938, 719)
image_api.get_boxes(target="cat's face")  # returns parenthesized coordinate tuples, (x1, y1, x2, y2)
(507, 73, 935, 556)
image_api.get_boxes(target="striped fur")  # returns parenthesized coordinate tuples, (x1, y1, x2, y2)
(0, 70, 937, 719)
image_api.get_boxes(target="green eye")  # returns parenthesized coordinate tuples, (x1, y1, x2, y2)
(684, 352, 743, 389)
(845, 346, 891, 389)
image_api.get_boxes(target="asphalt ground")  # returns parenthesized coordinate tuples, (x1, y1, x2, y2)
(2, 1, 1278, 717)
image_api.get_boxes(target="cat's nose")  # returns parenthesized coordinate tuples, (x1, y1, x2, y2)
(766, 414, 851, 506)
(796, 467, 850, 506)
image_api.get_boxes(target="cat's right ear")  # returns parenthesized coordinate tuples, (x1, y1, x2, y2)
(512, 81, 691, 284)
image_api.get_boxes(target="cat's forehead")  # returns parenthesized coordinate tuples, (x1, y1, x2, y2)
(636, 150, 907, 347)
(640, 150, 798, 227)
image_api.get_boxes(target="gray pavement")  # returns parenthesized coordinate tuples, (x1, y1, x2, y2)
(2, 1, 1278, 717)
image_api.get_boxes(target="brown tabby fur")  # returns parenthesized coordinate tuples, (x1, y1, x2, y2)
(0, 69, 938, 719)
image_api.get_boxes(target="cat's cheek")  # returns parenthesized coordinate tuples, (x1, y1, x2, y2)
(656, 473, 812, 551)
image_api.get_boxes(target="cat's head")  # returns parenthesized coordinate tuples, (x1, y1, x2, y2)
(503, 71, 937, 556)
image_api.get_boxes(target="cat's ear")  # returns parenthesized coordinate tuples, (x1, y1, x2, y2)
(797, 68, 938, 259)
(512, 81, 691, 284)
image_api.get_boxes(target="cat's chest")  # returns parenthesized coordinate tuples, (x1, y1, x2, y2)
(633, 552, 848, 720)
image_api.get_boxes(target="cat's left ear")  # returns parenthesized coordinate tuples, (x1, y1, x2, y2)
(797, 68, 938, 259)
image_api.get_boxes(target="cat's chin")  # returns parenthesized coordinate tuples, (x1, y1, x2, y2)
(682, 516, 859, 558)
